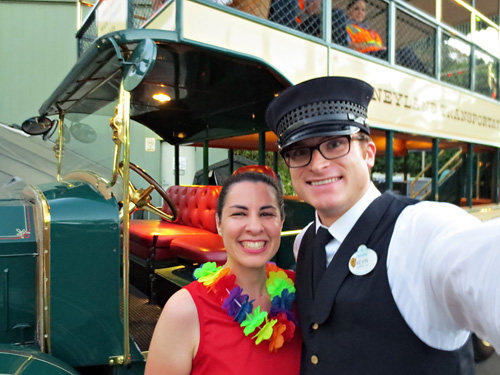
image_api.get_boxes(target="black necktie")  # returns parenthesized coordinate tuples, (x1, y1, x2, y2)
(313, 227, 333, 291)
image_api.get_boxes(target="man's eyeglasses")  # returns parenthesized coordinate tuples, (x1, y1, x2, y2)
(281, 135, 364, 168)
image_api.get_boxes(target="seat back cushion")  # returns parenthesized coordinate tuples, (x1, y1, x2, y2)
(162, 185, 221, 234)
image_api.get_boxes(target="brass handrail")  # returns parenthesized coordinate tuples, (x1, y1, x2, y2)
(109, 83, 132, 367)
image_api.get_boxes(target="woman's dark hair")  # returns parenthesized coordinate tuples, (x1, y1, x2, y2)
(217, 172, 285, 220)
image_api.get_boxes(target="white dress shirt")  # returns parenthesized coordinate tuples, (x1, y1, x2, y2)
(294, 183, 500, 352)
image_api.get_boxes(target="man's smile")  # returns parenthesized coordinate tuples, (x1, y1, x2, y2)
(309, 177, 342, 186)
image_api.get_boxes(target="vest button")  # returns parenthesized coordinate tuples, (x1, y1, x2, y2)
(312, 323, 319, 330)
(311, 355, 319, 365)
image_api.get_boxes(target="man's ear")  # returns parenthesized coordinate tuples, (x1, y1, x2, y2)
(365, 140, 376, 169)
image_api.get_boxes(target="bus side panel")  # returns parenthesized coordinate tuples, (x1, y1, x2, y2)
(0, 203, 37, 346)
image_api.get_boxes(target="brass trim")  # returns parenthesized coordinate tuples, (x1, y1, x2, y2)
(23, 186, 52, 353)
(54, 110, 65, 182)
(63, 170, 113, 200)
(119, 82, 132, 366)
(108, 94, 125, 188)
(281, 229, 302, 237)
(109, 355, 127, 366)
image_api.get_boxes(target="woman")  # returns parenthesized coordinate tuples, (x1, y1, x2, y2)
(145, 172, 301, 375)
(346, 0, 386, 54)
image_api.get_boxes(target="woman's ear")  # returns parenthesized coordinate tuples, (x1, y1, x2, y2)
(216, 215, 222, 236)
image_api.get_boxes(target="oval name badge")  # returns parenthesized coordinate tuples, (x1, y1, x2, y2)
(348, 245, 378, 276)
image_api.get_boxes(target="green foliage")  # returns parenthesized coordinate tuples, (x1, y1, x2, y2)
(234, 150, 295, 195)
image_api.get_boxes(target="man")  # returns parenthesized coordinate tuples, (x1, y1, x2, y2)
(265, 76, 500, 374)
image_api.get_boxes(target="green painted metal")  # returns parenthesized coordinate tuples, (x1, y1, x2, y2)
(387, 1, 396, 65)
(470, 45, 476, 91)
(38, 29, 291, 147)
(275, 199, 315, 270)
(273, 152, 279, 175)
(228, 149, 234, 174)
(175, 144, 180, 185)
(466, 143, 474, 206)
(431, 138, 439, 201)
(122, 38, 157, 92)
(0, 344, 79, 375)
(203, 140, 209, 185)
(385, 130, 394, 191)
(0, 203, 37, 346)
(258, 131, 266, 166)
(494, 148, 500, 204)
(435, 25, 442, 80)
(37, 180, 143, 369)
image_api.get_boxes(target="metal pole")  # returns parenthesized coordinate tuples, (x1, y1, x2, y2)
(435, 0, 442, 80)
(385, 130, 394, 191)
(119, 82, 131, 365)
(476, 153, 481, 199)
(203, 140, 209, 185)
(273, 152, 279, 175)
(466, 143, 474, 206)
(228, 149, 234, 175)
(388, 1, 396, 66)
(174, 145, 180, 185)
(493, 148, 499, 204)
(431, 138, 439, 201)
(258, 131, 266, 166)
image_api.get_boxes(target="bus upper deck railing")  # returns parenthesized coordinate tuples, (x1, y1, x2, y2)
(77, 0, 500, 103)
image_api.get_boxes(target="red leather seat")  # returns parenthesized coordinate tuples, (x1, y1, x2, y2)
(129, 166, 277, 264)
(129, 185, 223, 263)
(170, 235, 226, 264)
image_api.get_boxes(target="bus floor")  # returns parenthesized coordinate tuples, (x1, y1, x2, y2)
(122, 284, 162, 352)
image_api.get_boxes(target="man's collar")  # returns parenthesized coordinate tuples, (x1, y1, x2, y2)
(315, 183, 381, 242)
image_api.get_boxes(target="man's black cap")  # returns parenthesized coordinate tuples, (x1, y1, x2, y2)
(265, 76, 374, 150)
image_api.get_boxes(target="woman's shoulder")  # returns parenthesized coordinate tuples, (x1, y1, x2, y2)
(162, 287, 198, 325)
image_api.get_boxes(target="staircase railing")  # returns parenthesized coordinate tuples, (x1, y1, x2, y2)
(411, 149, 463, 200)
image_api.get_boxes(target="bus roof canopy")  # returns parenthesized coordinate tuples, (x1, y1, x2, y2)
(39, 29, 291, 145)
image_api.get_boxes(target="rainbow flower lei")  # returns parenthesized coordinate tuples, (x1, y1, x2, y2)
(193, 262, 297, 352)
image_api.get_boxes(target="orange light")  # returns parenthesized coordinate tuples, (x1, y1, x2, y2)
(153, 93, 171, 103)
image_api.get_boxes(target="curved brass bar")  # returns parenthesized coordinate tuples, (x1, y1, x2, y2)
(108, 103, 125, 188)
(54, 108, 65, 182)
(108, 82, 132, 367)
(281, 229, 303, 237)
(23, 186, 52, 353)
(63, 170, 113, 200)
(121, 83, 132, 366)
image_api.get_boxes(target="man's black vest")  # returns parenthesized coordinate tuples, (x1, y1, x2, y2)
(296, 192, 474, 375)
